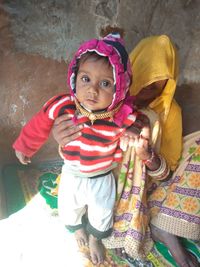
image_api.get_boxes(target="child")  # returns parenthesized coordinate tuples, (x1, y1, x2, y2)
(13, 27, 150, 265)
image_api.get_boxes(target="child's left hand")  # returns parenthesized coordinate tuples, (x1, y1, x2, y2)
(120, 113, 151, 154)
(120, 125, 151, 160)
(15, 150, 31, 165)
(120, 129, 136, 151)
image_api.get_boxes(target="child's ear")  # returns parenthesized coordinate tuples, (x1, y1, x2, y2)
(99, 25, 125, 38)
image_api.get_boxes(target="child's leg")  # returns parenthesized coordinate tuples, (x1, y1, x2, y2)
(74, 228, 88, 248)
(86, 172, 116, 265)
(88, 234, 105, 265)
(58, 169, 88, 247)
(65, 214, 88, 248)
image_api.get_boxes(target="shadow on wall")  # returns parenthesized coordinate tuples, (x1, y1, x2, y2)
(175, 83, 200, 136)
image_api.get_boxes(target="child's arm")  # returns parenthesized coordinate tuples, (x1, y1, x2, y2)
(13, 94, 76, 164)
(13, 94, 73, 164)
(13, 107, 54, 162)
(13, 94, 69, 162)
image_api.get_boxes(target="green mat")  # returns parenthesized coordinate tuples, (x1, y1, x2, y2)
(2, 161, 62, 216)
(2, 164, 26, 215)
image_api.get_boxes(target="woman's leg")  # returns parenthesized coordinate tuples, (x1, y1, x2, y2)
(151, 224, 199, 267)
(149, 132, 200, 267)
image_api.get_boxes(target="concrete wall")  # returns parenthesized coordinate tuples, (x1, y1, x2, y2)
(0, 0, 200, 165)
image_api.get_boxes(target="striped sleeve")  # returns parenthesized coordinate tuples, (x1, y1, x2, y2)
(43, 94, 76, 119)
(13, 93, 75, 157)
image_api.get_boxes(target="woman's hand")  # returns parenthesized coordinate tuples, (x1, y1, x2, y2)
(52, 114, 83, 147)
(135, 126, 162, 171)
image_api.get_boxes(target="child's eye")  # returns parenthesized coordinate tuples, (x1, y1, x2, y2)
(81, 75, 90, 83)
(99, 80, 112, 88)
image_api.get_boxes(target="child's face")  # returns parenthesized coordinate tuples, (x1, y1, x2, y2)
(75, 57, 114, 111)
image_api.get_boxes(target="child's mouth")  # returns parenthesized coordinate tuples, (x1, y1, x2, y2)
(86, 99, 98, 104)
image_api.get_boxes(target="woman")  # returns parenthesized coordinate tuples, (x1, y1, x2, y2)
(129, 35, 199, 267)
(52, 35, 200, 266)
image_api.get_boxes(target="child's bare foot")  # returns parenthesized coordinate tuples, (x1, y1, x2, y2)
(151, 224, 199, 267)
(89, 234, 105, 265)
(74, 228, 88, 248)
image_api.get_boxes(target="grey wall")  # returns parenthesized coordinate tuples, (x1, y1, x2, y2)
(3, 0, 200, 84)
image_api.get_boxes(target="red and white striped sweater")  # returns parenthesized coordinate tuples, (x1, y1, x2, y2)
(13, 94, 137, 175)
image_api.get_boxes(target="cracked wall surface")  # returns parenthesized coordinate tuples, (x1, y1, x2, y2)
(0, 0, 200, 165)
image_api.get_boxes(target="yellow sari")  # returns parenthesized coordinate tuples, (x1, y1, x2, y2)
(129, 35, 199, 240)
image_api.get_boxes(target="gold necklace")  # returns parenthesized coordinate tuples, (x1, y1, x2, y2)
(74, 98, 122, 124)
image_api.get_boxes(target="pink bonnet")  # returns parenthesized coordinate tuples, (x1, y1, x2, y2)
(67, 32, 135, 126)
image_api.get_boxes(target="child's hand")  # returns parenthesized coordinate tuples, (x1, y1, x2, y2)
(15, 150, 31, 165)
(120, 124, 152, 162)
(120, 130, 136, 151)
(120, 113, 151, 152)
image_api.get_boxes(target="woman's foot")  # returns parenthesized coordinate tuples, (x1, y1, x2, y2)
(89, 234, 105, 265)
(114, 247, 128, 260)
(74, 228, 88, 248)
(151, 224, 199, 267)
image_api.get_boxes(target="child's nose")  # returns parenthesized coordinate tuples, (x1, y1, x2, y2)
(87, 83, 98, 94)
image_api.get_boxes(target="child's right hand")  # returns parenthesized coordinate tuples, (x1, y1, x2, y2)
(15, 150, 31, 165)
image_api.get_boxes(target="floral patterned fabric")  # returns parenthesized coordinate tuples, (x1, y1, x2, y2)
(102, 146, 154, 259)
(150, 131, 200, 240)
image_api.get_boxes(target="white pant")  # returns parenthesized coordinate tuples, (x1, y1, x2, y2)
(58, 165, 116, 232)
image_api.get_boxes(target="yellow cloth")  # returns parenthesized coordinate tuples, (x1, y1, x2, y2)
(129, 35, 182, 170)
